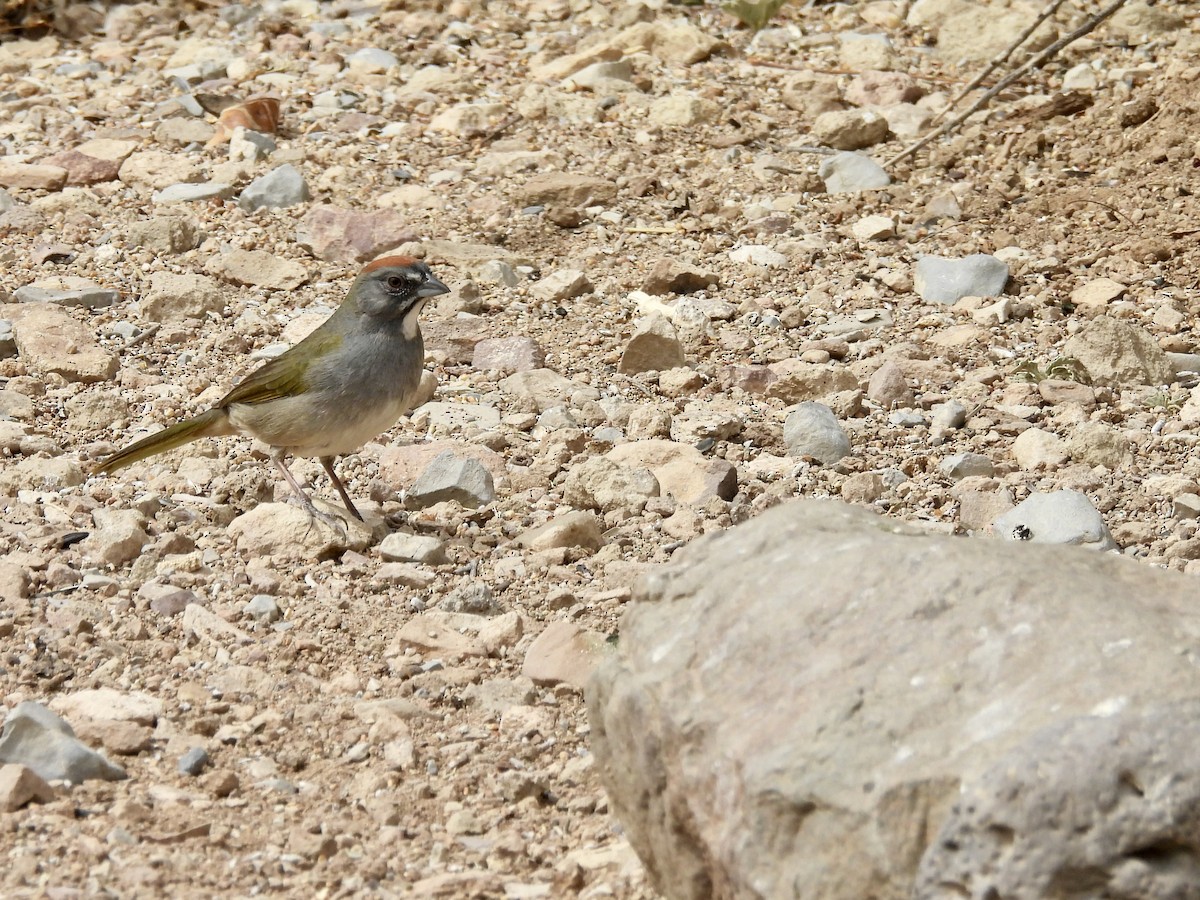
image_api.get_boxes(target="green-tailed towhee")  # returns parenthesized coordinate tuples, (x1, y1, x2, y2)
(95, 255, 450, 522)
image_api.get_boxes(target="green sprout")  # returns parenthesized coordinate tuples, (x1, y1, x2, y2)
(723, 0, 790, 32)
(1012, 356, 1090, 384)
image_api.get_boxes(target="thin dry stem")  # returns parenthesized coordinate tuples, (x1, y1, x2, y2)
(885, 0, 1130, 169)
(932, 0, 1073, 124)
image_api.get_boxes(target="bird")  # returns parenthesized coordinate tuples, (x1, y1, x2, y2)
(94, 255, 450, 523)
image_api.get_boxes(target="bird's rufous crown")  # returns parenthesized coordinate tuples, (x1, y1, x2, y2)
(363, 255, 419, 273)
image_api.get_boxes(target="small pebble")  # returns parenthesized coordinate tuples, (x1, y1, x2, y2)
(245, 595, 282, 624)
(178, 747, 210, 777)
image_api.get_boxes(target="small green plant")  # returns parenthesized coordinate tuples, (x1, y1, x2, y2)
(1012, 356, 1090, 384)
(1145, 390, 1184, 414)
(723, 0, 790, 32)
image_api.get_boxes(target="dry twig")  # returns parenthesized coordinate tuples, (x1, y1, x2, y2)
(933, 0, 1073, 123)
(885, 0, 1130, 169)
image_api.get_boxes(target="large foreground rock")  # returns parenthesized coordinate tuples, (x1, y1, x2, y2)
(587, 500, 1200, 900)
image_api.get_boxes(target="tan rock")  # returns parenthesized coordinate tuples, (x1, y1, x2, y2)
(532, 45, 623, 81)
(618, 315, 685, 374)
(1063, 316, 1174, 388)
(1038, 379, 1096, 408)
(649, 93, 720, 127)
(376, 184, 441, 209)
(531, 269, 593, 303)
(519, 172, 617, 207)
(764, 359, 859, 404)
(126, 216, 200, 254)
(228, 502, 371, 558)
(522, 620, 610, 688)
(428, 102, 508, 136)
(497, 368, 601, 411)
(563, 456, 660, 514)
(81, 508, 150, 566)
(1012, 427, 1069, 470)
(379, 441, 507, 489)
(514, 511, 605, 552)
(423, 239, 535, 272)
(73, 719, 153, 756)
(0, 764, 54, 812)
(607, 439, 737, 504)
(390, 610, 489, 658)
(1070, 278, 1126, 315)
(866, 360, 913, 408)
(12, 305, 117, 382)
(614, 20, 723, 65)
(205, 249, 308, 290)
(0, 162, 67, 191)
(0, 456, 84, 495)
(118, 150, 203, 190)
(49, 688, 162, 726)
(1065, 422, 1132, 470)
(0, 388, 33, 421)
(141, 272, 226, 322)
(812, 109, 889, 151)
(641, 259, 718, 295)
(781, 71, 844, 118)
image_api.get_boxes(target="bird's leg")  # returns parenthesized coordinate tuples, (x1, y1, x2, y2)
(321, 455, 364, 521)
(272, 451, 346, 530)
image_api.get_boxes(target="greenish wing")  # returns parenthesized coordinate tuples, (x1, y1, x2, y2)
(218, 330, 343, 408)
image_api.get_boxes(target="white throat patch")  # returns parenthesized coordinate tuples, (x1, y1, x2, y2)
(402, 299, 427, 340)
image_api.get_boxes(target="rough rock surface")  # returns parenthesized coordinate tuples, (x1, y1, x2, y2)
(1, 1, 1199, 896)
(589, 500, 1200, 899)
(0, 702, 127, 783)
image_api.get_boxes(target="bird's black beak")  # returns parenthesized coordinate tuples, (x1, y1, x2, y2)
(417, 277, 450, 298)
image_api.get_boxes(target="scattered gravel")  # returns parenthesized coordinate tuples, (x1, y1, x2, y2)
(1, 0, 1198, 895)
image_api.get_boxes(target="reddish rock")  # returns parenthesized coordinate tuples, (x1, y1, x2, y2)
(721, 365, 777, 396)
(844, 71, 923, 107)
(296, 205, 420, 263)
(41, 150, 122, 185)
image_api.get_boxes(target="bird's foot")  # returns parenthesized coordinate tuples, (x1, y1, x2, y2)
(285, 493, 350, 536)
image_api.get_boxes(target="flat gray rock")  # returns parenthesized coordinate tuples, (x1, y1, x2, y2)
(378, 532, 448, 565)
(817, 151, 891, 193)
(0, 701, 126, 783)
(406, 451, 496, 509)
(238, 163, 311, 211)
(992, 489, 1117, 550)
(14, 277, 118, 308)
(940, 452, 995, 479)
(914, 253, 1009, 303)
(783, 401, 851, 464)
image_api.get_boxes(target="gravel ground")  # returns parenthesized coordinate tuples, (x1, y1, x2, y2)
(1, 0, 1199, 896)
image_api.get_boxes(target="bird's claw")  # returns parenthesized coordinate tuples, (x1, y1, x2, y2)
(286, 494, 350, 537)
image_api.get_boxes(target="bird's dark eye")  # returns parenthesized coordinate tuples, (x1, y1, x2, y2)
(386, 275, 405, 291)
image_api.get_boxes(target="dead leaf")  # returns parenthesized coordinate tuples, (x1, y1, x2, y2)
(206, 96, 282, 147)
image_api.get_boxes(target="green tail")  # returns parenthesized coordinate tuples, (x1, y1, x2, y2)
(94, 409, 228, 475)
